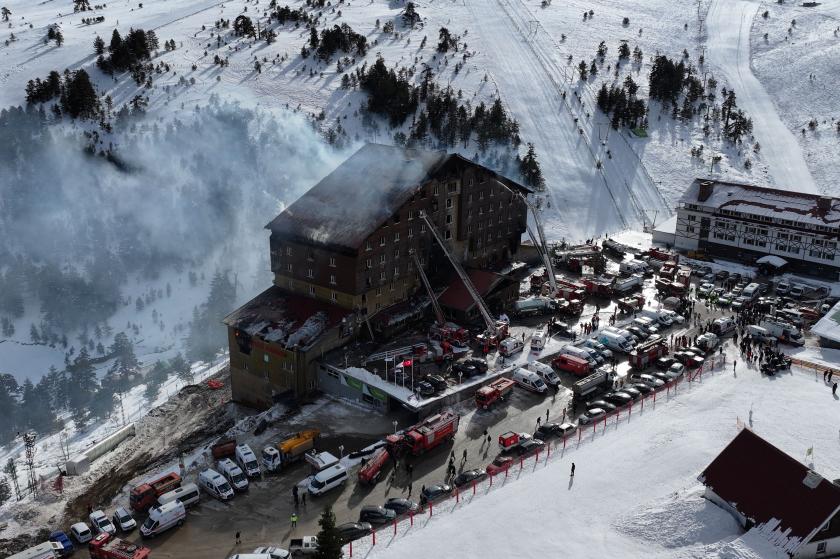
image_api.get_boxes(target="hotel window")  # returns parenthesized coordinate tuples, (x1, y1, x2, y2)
(366, 258, 372, 269)
(287, 263, 293, 272)
(380, 270, 386, 280)
(394, 249, 400, 259)
(445, 229, 452, 240)
(467, 224, 473, 233)
(394, 266, 400, 278)
(446, 214, 452, 224)
(308, 286, 315, 295)
(479, 190, 484, 200)
(286, 247, 292, 256)
(379, 254, 386, 264)
(421, 224, 426, 233)
(329, 257, 336, 267)
(331, 291, 337, 302)
(408, 228, 414, 238)
(408, 209, 414, 220)
(263, 354, 270, 363)
(329, 274, 336, 285)
(307, 268, 314, 278)
(394, 232, 400, 242)
(433, 185, 439, 196)
(380, 236, 386, 247)
(365, 241, 372, 251)
(376, 287, 382, 296)
(446, 198, 453, 208)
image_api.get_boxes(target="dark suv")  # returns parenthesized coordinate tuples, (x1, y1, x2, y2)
(358, 505, 397, 525)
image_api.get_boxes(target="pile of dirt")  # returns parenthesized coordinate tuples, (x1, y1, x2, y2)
(0, 367, 236, 557)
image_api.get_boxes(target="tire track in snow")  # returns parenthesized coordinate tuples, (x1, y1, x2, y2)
(705, 0, 818, 192)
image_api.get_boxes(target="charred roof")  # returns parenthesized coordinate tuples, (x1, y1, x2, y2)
(266, 143, 531, 252)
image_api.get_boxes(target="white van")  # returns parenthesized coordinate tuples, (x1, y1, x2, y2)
(712, 317, 736, 336)
(198, 468, 235, 501)
(530, 328, 548, 351)
(158, 482, 200, 508)
(742, 283, 760, 300)
(511, 368, 548, 393)
(560, 345, 597, 367)
(308, 464, 348, 496)
(235, 444, 261, 478)
(746, 325, 774, 343)
(641, 309, 672, 327)
(499, 337, 525, 357)
(140, 500, 186, 538)
(525, 361, 561, 388)
(218, 458, 249, 492)
(598, 331, 633, 353)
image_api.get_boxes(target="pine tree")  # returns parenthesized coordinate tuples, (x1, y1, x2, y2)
(3, 459, 19, 501)
(403, 2, 420, 27)
(93, 35, 105, 55)
(109, 29, 122, 53)
(0, 375, 19, 445)
(314, 505, 342, 559)
(1, 7, 11, 22)
(309, 27, 319, 48)
(144, 360, 170, 400)
(61, 69, 99, 119)
(54, 30, 64, 46)
(170, 353, 192, 384)
(578, 60, 588, 80)
(67, 348, 97, 426)
(519, 143, 544, 188)
(0, 476, 11, 506)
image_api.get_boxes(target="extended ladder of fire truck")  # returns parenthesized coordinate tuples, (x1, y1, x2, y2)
(409, 248, 445, 326)
(418, 212, 501, 337)
(518, 193, 558, 294)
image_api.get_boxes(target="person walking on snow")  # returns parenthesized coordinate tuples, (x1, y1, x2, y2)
(546, 408, 550, 422)
(290, 513, 298, 528)
(235, 531, 241, 545)
(834, 383, 838, 396)
(462, 448, 468, 464)
(570, 462, 576, 477)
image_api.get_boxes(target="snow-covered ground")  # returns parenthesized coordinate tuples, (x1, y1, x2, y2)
(705, 0, 817, 193)
(749, 0, 840, 195)
(353, 344, 839, 559)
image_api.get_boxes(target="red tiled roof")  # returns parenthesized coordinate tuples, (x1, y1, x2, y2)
(700, 429, 840, 544)
(438, 270, 505, 313)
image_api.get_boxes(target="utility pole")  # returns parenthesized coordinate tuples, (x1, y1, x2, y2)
(22, 432, 37, 497)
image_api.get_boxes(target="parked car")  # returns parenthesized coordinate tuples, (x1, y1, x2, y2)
(253, 546, 291, 559)
(453, 469, 486, 488)
(666, 362, 685, 378)
(420, 483, 452, 505)
(587, 399, 617, 413)
(656, 356, 675, 370)
(415, 381, 435, 397)
(536, 422, 577, 439)
(603, 392, 633, 406)
(697, 283, 714, 297)
(629, 373, 665, 388)
(452, 361, 482, 378)
(626, 326, 649, 341)
(89, 510, 117, 535)
(383, 498, 420, 516)
(631, 382, 653, 395)
(425, 374, 448, 392)
(582, 339, 613, 359)
(485, 456, 514, 476)
(70, 522, 93, 544)
(577, 408, 607, 425)
(112, 507, 137, 532)
(775, 281, 790, 295)
(651, 372, 671, 384)
(702, 272, 715, 282)
(511, 438, 546, 458)
(617, 385, 641, 400)
(715, 270, 730, 281)
(336, 522, 372, 543)
(358, 505, 397, 525)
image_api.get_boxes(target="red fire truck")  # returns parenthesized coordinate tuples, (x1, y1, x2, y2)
(385, 410, 459, 456)
(629, 339, 669, 370)
(475, 378, 515, 410)
(89, 533, 151, 559)
(555, 278, 587, 301)
(357, 447, 390, 485)
(129, 472, 181, 513)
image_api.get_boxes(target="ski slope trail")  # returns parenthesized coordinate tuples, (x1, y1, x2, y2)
(465, 0, 629, 239)
(706, 0, 818, 192)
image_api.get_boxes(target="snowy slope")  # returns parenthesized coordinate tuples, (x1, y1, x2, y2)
(705, 0, 817, 193)
(749, 0, 840, 196)
(354, 348, 839, 559)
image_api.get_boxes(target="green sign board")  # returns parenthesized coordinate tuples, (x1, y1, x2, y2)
(367, 385, 388, 402)
(344, 375, 364, 392)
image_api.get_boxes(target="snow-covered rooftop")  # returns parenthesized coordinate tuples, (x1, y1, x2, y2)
(812, 300, 840, 343)
(680, 179, 840, 229)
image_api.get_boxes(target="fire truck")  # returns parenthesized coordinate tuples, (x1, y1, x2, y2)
(89, 533, 151, 559)
(629, 339, 669, 370)
(129, 472, 181, 513)
(555, 278, 587, 301)
(386, 410, 459, 456)
(357, 447, 390, 485)
(475, 378, 516, 410)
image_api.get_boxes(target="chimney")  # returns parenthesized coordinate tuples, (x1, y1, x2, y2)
(698, 181, 715, 202)
(816, 196, 832, 212)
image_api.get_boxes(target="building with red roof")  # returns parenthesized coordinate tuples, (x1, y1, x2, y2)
(699, 428, 840, 557)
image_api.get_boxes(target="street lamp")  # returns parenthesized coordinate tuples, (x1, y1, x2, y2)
(392, 420, 398, 434)
(338, 445, 344, 459)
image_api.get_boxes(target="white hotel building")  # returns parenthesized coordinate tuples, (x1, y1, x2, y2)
(674, 179, 840, 279)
